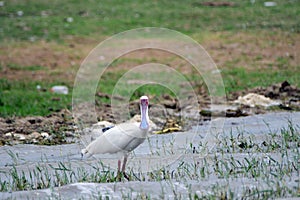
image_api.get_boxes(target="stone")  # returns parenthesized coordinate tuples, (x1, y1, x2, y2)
(234, 93, 281, 108)
(29, 132, 41, 139)
(4, 132, 13, 138)
(14, 133, 26, 141)
(41, 132, 50, 138)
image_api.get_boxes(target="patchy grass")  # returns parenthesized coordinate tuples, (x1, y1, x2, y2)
(0, 79, 71, 117)
(0, 0, 299, 42)
(6, 64, 45, 71)
(0, 122, 298, 199)
(222, 67, 300, 93)
(1, 60, 299, 117)
(0, 1, 299, 117)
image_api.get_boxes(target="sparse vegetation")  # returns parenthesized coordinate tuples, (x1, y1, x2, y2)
(0, 0, 299, 198)
(0, 0, 299, 117)
(0, 0, 299, 42)
(0, 123, 298, 199)
(0, 79, 71, 117)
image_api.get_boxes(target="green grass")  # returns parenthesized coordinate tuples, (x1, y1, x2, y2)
(6, 64, 45, 71)
(0, 1, 299, 198)
(0, 123, 298, 199)
(0, 79, 71, 117)
(1, 63, 299, 117)
(0, 0, 299, 117)
(0, 0, 299, 42)
(222, 67, 300, 93)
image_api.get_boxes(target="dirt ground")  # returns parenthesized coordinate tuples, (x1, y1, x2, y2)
(0, 32, 299, 145)
(0, 32, 299, 83)
(0, 78, 299, 146)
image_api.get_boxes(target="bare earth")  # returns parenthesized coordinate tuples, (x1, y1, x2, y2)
(0, 32, 299, 145)
(0, 32, 299, 83)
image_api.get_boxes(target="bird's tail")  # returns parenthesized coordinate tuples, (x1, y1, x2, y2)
(81, 148, 92, 158)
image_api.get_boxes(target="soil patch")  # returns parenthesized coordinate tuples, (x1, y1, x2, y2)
(230, 80, 300, 109)
(0, 80, 299, 146)
(0, 32, 299, 145)
(1, 32, 299, 83)
(0, 109, 75, 145)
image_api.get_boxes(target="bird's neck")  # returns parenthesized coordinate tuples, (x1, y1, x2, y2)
(140, 105, 149, 130)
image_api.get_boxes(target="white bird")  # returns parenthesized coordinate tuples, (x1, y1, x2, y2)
(81, 96, 150, 174)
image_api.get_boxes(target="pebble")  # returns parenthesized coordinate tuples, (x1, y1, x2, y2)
(66, 17, 73, 23)
(4, 132, 13, 138)
(41, 132, 50, 138)
(29, 132, 41, 139)
(264, 2, 277, 7)
(234, 93, 281, 108)
(31, 139, 39, 144)
(14, 133, 26, 141)
(17, 10, 24, 16)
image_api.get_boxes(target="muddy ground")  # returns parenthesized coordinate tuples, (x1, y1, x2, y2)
(0, 80, 299, 146)
(0, 32, 299, 145)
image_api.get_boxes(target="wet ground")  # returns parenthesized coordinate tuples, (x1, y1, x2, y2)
(0, 111, 299, 199)
(0, 80, 299, 147)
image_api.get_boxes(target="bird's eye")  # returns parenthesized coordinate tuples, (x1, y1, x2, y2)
(141, 99, 148, 104)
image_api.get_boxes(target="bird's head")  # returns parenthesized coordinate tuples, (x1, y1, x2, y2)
(140, 96, 149, 107)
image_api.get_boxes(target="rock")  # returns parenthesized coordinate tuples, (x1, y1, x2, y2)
(4, 132, 13, 138)
(162, 94, 174, 101)
(31, 139, 39, 144)
(230, 81, 299, 110)
(280, 80, 290, 92)
(161, 99, 177, 109)
(264, 2, 277, 7)
(160, 94, 178, 110)
(27, 117, 42, 124)
(5, 118, 14, 124)
(14, 133, 26, 141)
(225, 109, 248, 117)
(41, 132, 49, 138)
(234, 93, 281, 108)
(200, 109, 215, 117)
(29, 132, 41, 139)
(200, 104, 251, 118)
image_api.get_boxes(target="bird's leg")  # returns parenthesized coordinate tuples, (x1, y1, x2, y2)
(118, 159, 121, 173)
(121, 155, 130, 180)
(121, 155, 128, 172)
(116, 159, 122, 181)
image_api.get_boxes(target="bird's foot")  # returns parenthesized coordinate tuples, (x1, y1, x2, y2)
(116, 171, 130, 181)
(123, 172, 130, 180)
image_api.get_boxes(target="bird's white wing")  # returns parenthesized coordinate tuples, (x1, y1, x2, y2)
(82, 122, 148, 156)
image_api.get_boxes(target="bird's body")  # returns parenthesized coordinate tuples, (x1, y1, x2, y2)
(82, 122, 148, 156)
(81, 96, 150, 174)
